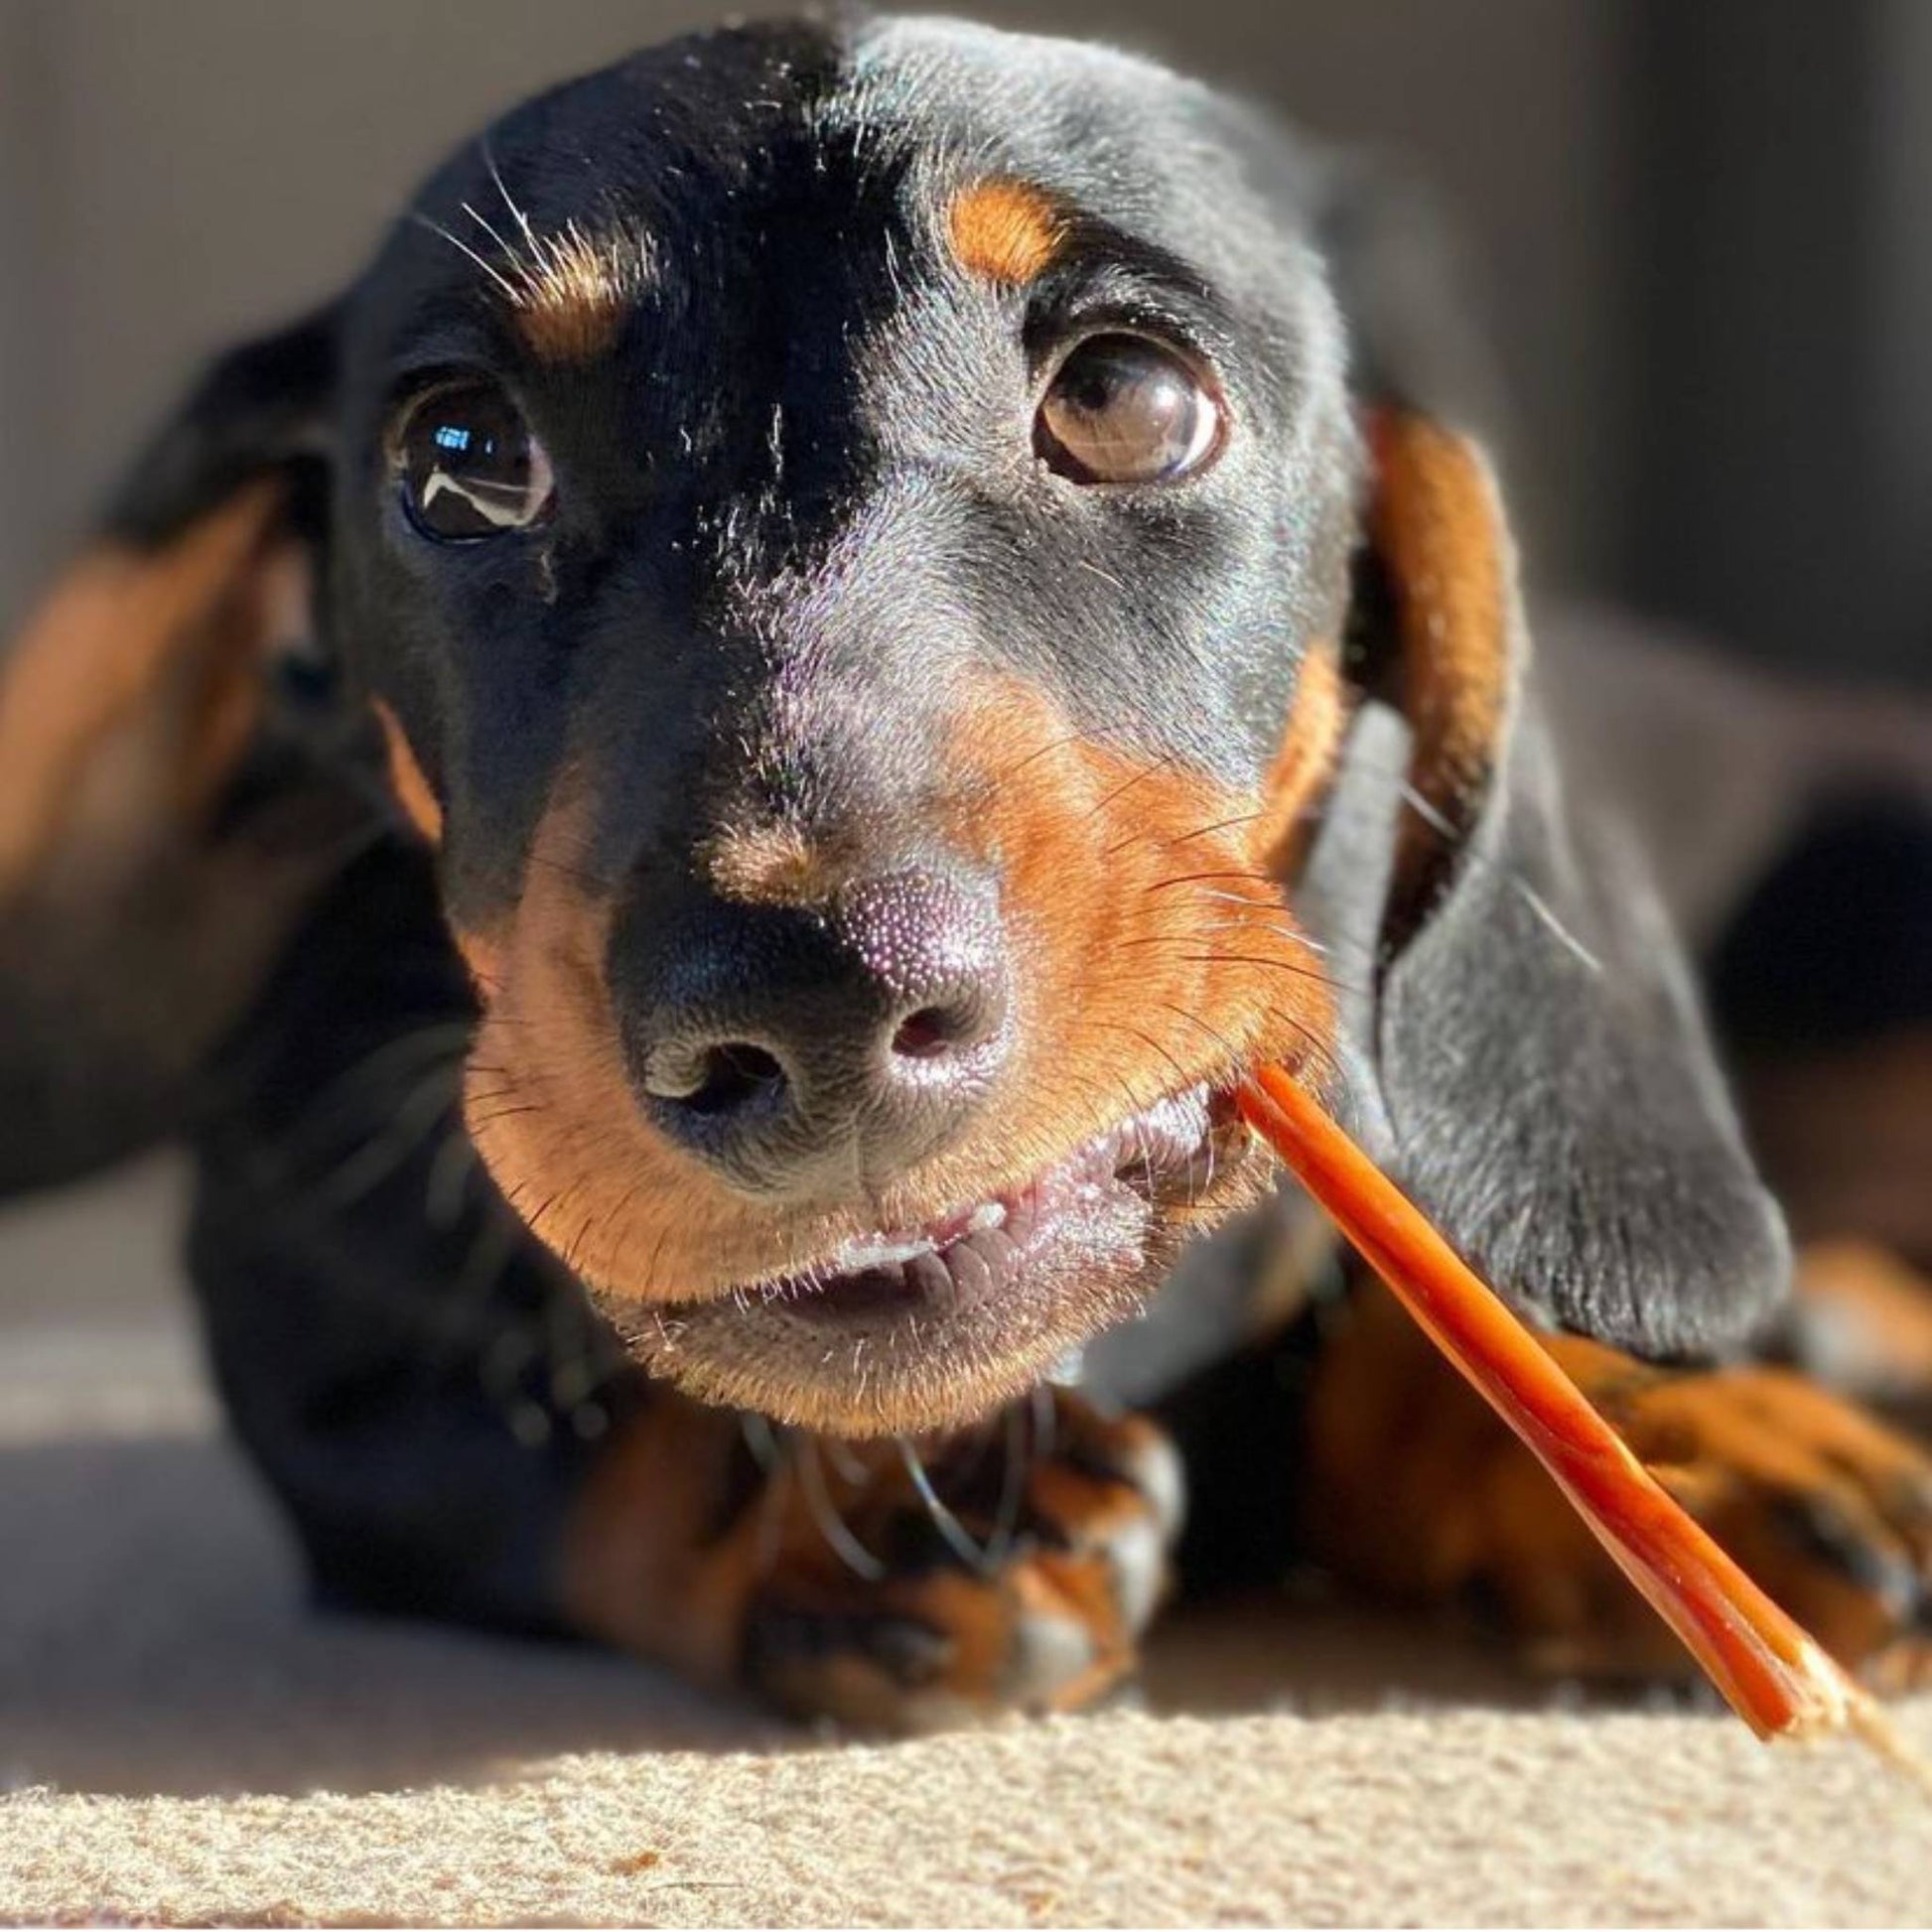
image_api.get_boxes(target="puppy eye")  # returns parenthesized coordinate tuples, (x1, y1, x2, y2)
(392, 380, 555, 540)
(1035, 334, 1223, 485)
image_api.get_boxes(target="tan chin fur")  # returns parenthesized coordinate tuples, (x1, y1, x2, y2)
(461, 671, 1336, 1422)
(612, 1297, 1126, 1440)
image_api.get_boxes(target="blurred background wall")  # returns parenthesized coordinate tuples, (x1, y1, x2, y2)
(0, 0, 1925, 684)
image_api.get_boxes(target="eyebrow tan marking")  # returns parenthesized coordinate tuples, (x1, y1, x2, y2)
(415, 205, 652, 363)
(945, 179, 1067, 285)
(503, 219, 652, 362)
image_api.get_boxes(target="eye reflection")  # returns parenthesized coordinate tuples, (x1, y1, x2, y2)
(1035, 334, 1222, 485)
(393, 380, 555, 539)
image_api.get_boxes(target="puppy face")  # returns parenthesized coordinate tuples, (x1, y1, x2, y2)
(9, 14, 1795, 1422)
(313, 18, 1359, 1433)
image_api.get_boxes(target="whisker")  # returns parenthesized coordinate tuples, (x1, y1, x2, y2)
(1080, 752, 1180, 824)
(1102, 805, 1273, 858)
(1400, 779, 1603, 974)
(1170, 807, 1273, 843)
(293, 1022, 475, 1136)
(897, 1438, 989, 1574)
(1319, 742, 1606, 976)
(464, 1100, 546, 1128)
(1087, 1019, 1193, 1093)
(1258, 1004, 1348, 1090)
(741, 1412, 781, 1472)
(1513, 881, 1605, 974)
(1173, 950, 1337, 986)
(483, 135, 544, 259)
(315, 1065, 464, 1207)
(797, 1439, 886, 1581)
(1193, 887, 1312, 926)
(425, 1129, 478, 1231)
(983, 729, 1087, 792)
(1030, 1382, 1057, 1464)
(1155, 999, 1242, 1068)
(1143, 868, 1277, 894)
(984, 1399, 1030, 1570)
(410, 211, 522, 302)
(460, 199, 524, 273)
(823, 1438, 872, 1487)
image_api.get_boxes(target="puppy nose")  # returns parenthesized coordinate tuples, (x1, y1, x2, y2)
(615, 867, 1012, 1198)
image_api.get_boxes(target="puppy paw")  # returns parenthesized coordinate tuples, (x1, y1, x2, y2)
(1303, 1284, 1932, 1690)
(739, 1391, 1183, 1730)
(1554, 1342, 1932, 1690)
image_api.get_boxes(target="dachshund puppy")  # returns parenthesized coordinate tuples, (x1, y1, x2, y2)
(3, 15, 1929, 1726)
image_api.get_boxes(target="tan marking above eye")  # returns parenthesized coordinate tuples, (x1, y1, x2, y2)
(505, 221, 656, 364)
(946, 179, 1066, 285)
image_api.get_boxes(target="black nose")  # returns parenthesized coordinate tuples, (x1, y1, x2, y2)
(614, 867, 1013, 1198)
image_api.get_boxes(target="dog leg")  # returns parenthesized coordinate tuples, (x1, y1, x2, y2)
(1299, 1276, 1932, 1691)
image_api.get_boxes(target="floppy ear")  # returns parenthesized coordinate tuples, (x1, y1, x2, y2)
(0, 308, 373, 1190)
(1310, 189, 1790, 1361)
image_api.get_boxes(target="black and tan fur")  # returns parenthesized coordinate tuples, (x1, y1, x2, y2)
(3, 16, 1929, 1725)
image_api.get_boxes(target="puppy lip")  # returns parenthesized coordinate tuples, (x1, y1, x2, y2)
(698, 1080, 1229, 1326)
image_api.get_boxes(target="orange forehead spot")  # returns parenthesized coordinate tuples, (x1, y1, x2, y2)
(372, 699, 442, 844)
(506, 221, 650, 363)
(945, 179, 1066, 285)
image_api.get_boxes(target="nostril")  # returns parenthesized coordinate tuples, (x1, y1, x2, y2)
(892, 1005, 966, 1059)
(679, 1041, 786, 1117)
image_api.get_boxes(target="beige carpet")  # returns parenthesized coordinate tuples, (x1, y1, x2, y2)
(3, 1163, 1929, 1927)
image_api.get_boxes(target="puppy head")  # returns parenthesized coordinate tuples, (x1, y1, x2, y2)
(6, 18, 1547, 1427)
(328, 17, 1382, 1433)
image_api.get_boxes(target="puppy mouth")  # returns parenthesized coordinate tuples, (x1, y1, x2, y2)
(775, 1085, 1228, 1316)
(615, 1082, 1257, 1435)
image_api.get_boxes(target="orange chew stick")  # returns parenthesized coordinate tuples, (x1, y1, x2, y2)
(1236, 1061, 1872, 1743)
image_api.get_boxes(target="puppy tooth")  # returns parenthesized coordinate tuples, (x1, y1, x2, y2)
(836, 1235, 937, 1271)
